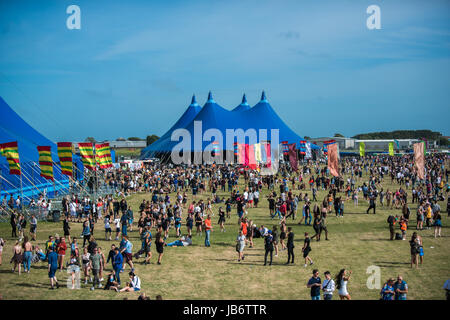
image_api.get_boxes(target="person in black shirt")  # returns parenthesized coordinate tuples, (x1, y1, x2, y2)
(10, 211, 17, 238)
(63, 217, 71, 243)
(302, 232, 314, 267)
(286, 227, 295, 264)
(366, 192, 376, 214)
(267, 196, 275, 218)
(307, 269, 322, 300)
(106, 244, 116, 269)
(263, 232, 274, 266)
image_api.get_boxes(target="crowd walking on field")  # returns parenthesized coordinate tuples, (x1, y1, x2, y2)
(0, 152, 448, 299)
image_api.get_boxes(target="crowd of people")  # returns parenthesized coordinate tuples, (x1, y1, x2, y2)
(0, 152, 449, 299)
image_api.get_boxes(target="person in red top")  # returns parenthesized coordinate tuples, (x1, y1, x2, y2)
(279, 202, 287, 222)
(204, 215, 212, 247)
(57, 236, 67, 271)
(240, 218, 248, 237)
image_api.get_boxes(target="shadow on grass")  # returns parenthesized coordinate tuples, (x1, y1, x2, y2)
(16, 282, 50, 289)
(374, 261, 410, 268)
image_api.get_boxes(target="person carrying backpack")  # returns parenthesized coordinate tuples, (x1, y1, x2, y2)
(387, 215, 398, 240)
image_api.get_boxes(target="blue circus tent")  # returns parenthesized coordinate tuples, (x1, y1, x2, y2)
(0, 96, 81, 202)
(140, 91, 319, 159)
(141, 94, 202, 159)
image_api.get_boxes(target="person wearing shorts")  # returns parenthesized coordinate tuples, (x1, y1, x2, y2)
(104, 215, 112, 241)
(119, 272, 141, 292)
(47, 247, 59, 289)
(155, 229, 165, 265)
(120, 236, 134, 272)
(302, 232, 313, 267)
(29, 215, 37, 241)
(236, 231, 246, 262)
(67, 253, 80, 289)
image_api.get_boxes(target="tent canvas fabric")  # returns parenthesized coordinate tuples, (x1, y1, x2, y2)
(141, 91, 319, 160)
(0, 96, 82, 200)
(141, 94, 202, 159)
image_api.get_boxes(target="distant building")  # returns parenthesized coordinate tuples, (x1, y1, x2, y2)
(308, 137, 437, 151)
(308, 137, 356, 150)
(108, 140, 147, 149)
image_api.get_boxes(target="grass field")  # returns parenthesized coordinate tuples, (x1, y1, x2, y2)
(0, 172, 449, 300)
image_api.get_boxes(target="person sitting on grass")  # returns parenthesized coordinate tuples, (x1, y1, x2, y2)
(104, 271, 120, 291)
(118, 271, 141, 292)
(165, 235, 192, 247)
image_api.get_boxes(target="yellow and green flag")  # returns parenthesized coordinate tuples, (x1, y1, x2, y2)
(57, 142, 73, 177)
(95, 143, 113, 169)
(389, 142, 394, 156)
(37, 146, 54, 181)
(0, 141, 21, 175)
(359, 142, 365, 157)
(78, 142, 96, 170)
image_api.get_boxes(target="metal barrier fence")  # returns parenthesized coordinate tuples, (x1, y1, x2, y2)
(0, 182, 119, 222)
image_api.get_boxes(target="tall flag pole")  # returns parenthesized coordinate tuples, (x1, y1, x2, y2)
(288, 143, 298, 171)
(388, 142, 394, 156)
(305, 142, 312, 159)
(57, 142, 73, 177)
(78, 142, 96, 171)
(254, 143, 262, 165)
(359, 142, 365, 157)
(328, 142, 340, 177)
(37, 146, 54, 181)
(413, 142, 425, 180)
(323, 139, 336, 155)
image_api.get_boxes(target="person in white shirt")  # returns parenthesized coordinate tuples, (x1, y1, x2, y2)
(322, 271, 336, 300)
(119, 272, 141, 292)
(104, 215, 112, 241)
(113, 216, 121, 240)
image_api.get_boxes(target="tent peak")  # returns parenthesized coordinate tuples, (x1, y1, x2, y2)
(207, 91, 214, 102)
(260, 90, 267, 102)
(241, 93, 248, 104)
(191, 94, 197, 105)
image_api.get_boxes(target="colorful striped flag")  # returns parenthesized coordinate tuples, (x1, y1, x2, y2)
(211, 141, 220, 157)
(299, 140, 306, 155)
(281, 141, 289, 155)
(78, 142, 96, 170)
(0, 141, 21, 175)
(37, 146, 54, 181)
(233, 142, 239, 156)
(323, 139, 336, 155)
(95, 143, 113, 169)
(57, 142, 73, 177)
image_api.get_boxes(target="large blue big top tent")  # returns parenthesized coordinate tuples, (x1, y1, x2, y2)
(141, 91, 319, 160)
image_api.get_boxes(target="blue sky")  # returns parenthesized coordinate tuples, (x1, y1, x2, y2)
(0, 0, 449, 142)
